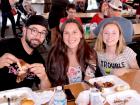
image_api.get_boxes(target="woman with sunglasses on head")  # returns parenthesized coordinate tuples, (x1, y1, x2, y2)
(90, 0, 109, 25)
(95, 21, 139, 76)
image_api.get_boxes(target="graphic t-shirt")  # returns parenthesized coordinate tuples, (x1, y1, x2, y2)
(0, 38, 45, 91)
(67, 66, 95, 83)
(97, 47, 137, 75)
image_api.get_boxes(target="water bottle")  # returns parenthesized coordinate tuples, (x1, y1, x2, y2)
(85, 23, 90, 39)
(90, 88, 104, 105)
(53, 86, 67, 105)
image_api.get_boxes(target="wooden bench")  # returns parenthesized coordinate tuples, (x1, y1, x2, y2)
(132, 24, 140, 41)
(42, 12, 96, 19)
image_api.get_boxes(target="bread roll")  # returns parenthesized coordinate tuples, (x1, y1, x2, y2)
(20, 98, 34, 105)
(114, 85, 129, 92)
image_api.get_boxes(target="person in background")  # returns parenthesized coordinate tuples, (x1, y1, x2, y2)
(59, 3, 82, 29)
(24, 1, 36, 17)
(96, 0, 102, 6)
(15, 0, 27, 27)
(93, 0, 133, 44)
(121, 0, 132, 10)
(0, 15, 51, 91)
(133, 0, 140, 23)
(133, 0, 140, 9)
(75, 0, 85, 12)
(48, 0, 69, 45)
(95, 21, 139, 76)
(46, 19, 103, 87)
(1, 0, 17, 38)
(44, 0, 51, 13)
(90, 0, 109, 25)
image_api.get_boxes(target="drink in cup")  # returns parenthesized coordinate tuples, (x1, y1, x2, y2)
(85, 24, 90, 39)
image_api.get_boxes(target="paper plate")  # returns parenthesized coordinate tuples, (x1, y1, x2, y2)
(88, 75, 130, 96)
(106, 90, 140, 105)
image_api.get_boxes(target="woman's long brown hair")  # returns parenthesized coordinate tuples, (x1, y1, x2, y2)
(46, 19, 97, 87)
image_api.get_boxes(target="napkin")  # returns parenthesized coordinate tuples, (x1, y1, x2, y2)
(75, 90, 90, 105)
(33, 90, 54, 105)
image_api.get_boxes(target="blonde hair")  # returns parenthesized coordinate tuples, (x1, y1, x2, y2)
(95, 21, 126, 55)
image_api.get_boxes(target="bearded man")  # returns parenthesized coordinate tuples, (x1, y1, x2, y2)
(0, 15, 51, 91)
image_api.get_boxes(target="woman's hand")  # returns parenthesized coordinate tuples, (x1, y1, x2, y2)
(29, 63, 51, 89)
(29, 63, 47, 80)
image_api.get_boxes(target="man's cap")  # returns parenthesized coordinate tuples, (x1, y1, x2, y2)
(109, 0, 123, 11)
(25, 15, 48, 29)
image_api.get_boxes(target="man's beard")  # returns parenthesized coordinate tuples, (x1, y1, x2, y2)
(25, 36, 44, 49)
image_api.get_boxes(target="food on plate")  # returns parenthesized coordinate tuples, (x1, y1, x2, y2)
(41, 103, 48, 105)
(93, 82, 103, 92)
(93, 81, 114, 93)
(94, 81, 114, 88)
(0, 95, 9, 103)
(103, 82, 114, 88)
(16, 59, 30, 83)
(0, 93, 29, 104)
(20, 98, 34, 105)
(114, 85, 129, 92)
(113, 97, 132, 105)
(89, 75, 130, 95)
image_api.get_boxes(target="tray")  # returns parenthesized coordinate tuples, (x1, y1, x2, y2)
(106, 90, 140, 105)
(0, 87, 34, 105)
(88, 75, 130, 96)
(0, 87, 54, 105)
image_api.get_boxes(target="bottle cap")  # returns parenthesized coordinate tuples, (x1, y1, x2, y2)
(56, 86, 62, 90)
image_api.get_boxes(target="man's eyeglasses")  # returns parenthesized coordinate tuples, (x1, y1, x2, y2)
(27, 27, 48, 38)
(68, 11, 76, 14)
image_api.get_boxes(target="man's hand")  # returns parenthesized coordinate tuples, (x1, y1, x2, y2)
(0, 53, 19, 69)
